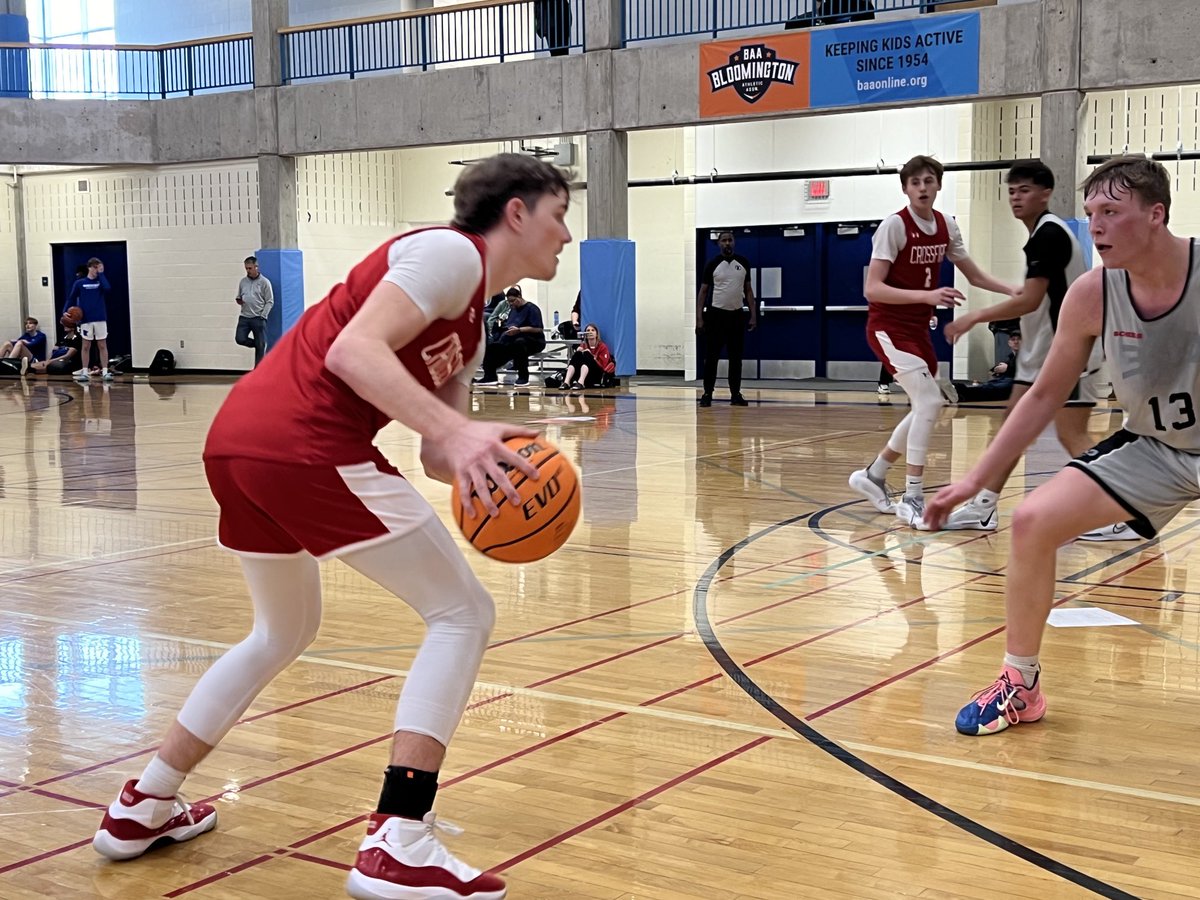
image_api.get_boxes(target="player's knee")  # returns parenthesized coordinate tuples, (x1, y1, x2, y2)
(1010, 500, 1050, 544)
(424, 575, 496, 638)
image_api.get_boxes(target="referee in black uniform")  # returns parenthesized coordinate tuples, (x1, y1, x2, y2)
(696, 230, 757, 407)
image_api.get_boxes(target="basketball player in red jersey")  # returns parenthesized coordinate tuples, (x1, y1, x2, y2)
(91, 154, 571, 900)
(849, 155, 1017, 527)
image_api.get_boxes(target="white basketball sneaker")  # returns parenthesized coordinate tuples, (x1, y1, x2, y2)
(918, 498, 998, 532)
(92, 780, 217, 860)
(347, 812, 506, 900)
(848, 469, 894, 514)
(894, 494, 926, 528)
(1077, 522, 1140, 542)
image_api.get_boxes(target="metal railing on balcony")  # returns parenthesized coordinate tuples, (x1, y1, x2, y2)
(0, 34, 253, 100)
(281, 0, 582, 83)
(624, 0, 992, 44)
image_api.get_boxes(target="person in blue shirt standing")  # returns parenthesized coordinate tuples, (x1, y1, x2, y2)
(1, 317, 48, 375)
(65, 257, 113, 382)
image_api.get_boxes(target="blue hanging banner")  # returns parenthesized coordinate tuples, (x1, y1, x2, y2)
(809, 12, 979, 109)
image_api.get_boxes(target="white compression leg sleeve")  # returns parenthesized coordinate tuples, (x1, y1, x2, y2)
(885, 411, 913, 457)
(891, 367, 945, 466)
(177, 554, 323, 745)
(339, 520, 496, 747)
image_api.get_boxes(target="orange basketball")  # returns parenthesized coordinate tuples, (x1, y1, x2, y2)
(452, 436, 580, 563)
(66, 306, 84, 323)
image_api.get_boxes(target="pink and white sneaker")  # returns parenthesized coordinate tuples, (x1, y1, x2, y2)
(347, 812, 506, 900)
(955, 665, 1047, 736)
(92, 779, 217, 860)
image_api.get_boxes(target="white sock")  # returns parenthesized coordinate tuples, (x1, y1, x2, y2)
(975, 488, 999, 508)
(1003, 653, 1040, 688)
(867, 456, 890, 481)
(134, 754, 187, 799)
(102, 368, 109, 376)
(904, 475, 924, 499)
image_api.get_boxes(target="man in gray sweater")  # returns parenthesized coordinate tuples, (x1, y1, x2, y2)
(235, 255, 275, 367)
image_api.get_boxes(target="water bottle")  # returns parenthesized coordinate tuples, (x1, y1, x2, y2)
(553, 310, 560, 327)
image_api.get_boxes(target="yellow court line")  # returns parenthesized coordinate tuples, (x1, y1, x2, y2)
(5, 609, 1200, 812)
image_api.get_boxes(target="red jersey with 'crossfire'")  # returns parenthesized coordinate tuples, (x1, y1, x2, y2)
(204, 228, 488, 467)
(867, 206, 950, 333)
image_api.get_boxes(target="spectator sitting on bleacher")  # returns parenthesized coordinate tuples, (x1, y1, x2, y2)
(1, 317, 48, 375)
(483, 290, 507, 341)
(474, 285, 545, 386)
(561, 323, 615, 390)
(28, 321, 83, 376)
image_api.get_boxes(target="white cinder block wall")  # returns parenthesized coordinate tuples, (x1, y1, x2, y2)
(20, 163, 260, 370)
(298, 151, 410, 309)
(0, 179, 19, 330)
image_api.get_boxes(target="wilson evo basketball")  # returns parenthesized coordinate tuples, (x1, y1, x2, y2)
(452, 436, 581, 563)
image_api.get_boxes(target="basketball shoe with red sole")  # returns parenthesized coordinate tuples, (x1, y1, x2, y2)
(347, 812, 506, 900)
(92, 780, 217, 860)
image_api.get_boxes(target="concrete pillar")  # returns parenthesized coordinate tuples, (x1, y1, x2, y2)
(256, 153, 303, 350)
(11, 176, 28, 320)
(1041, 90, 1086, 220)
(257, 153, 297, 250)
(585, 129, 628, 239)
(585, 0, 622, 51)
(1039, 0, 1081, 92)
(252, 0, 288, 88)
(582, 128, 634, 373)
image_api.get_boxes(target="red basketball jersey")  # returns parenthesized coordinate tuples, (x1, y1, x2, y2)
(205, 227, 487, 467)
(868, 207, 950, 333)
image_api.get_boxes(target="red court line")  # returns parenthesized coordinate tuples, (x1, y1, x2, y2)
(159, 534, 1004, 894)
(162, 854, 276, 898)
(0, 543, 210, 586)
(289, 851, 350, 872)
(804, 534, 1200, 721)
(165, 714, 632, 896)
(25, 787, 104, 810)
(6, 512, 869, 806)
(491, 736, 773, 873)
(0, 674, 404, 805)
(0, 527, 1012, 879)
(0, 838, 91, 875)
(7, 539, 817, 800)
(239, 675, 395, 725)
(281, 735, 777, 880)
(487, 587, 689, 649)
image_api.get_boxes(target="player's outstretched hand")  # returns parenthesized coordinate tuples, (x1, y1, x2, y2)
(924, 479, 980, 531)
(925, 287, 965, 308)
(943, 314, 974, 344)
(422, 421, 540, 517)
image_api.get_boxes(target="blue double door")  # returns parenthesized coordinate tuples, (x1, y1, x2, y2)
(695, 223, 954, 380)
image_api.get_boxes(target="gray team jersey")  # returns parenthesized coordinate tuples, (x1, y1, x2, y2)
(1104, 238, 1200, 450)
(1017, 213, 1102, 380)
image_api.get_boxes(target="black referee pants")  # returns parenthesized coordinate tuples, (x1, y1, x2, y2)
(701, 307, 747, 396)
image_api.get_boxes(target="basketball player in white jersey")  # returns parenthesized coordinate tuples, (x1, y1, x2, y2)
(926, 156, 1200, 735)
(925, 161, 1107, 532)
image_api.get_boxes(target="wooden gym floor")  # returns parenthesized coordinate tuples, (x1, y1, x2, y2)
(0, 376, 1197, 899)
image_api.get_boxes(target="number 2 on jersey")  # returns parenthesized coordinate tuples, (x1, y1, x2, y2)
(1149, 392, 1197, 431)
(924, 267, 932, 289)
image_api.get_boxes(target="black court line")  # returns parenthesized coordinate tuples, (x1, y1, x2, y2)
(692, 512, 1138, 900)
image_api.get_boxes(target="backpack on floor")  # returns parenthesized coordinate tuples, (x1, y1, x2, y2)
(148, 348, 176, 376)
